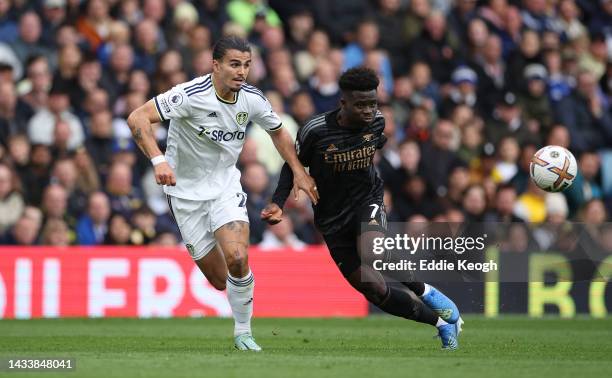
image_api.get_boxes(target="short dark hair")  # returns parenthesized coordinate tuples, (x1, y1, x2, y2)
(339, 67, 379, 92)
(0, 62, 12, 73)
(212, 35, 251, 61)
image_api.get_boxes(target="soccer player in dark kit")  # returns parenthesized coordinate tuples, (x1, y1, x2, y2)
(261, 67, 463, 349)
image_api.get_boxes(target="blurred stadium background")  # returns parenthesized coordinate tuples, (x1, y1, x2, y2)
(2, 0, 612, 376)
(1, 0, 612, 358)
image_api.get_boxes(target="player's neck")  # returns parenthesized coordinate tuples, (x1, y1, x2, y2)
(337, 109, 362, 129)
(211, 73, 236, 102)
(336, 109, 349, 128)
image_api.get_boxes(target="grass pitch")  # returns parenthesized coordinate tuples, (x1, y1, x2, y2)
(1, 317, 611, 378)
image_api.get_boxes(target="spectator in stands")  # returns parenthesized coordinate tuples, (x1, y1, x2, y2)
(289, 90, 315, 126)
(556, 70, 612, 152)
(557, 0, 588, 42)
(227, 0, 281, 34)
(27, 80, 84, 151)
(343, 20, 393, 93)
(259, 214, 306, 250)
(11, 11, 53, 65)
(579, 32, 608, 81)
(294, 29, 331, 81)
(103, 43, 134, 100)
(7, 134, 30, 171)
(104, 212, 134, 245)
(151, 230, 179, 246)
(181, 25, 212, 76)
(41, 183, 68, 220)
(462, 184, 488, 222)
(444, 166, 471, 209)
(546, 124, 571, 148)
(54, 43, 82, 103)
(308, 59, 341, 113)
(420, 119, 464, 197)
(410, 10, 460, 83)
(514, 180, 547, 223)
(76, 0, 112, 52)
(130, 206, 157, 245)
(469, 34, 505, 114)
(0, 0, 18, 43)
(21, 144, 52, 206)
(21, 55, 52, 111)
(0, 163, 24, 235)
(242, 162, 270, 244)
(485, 91, 539, 147)
(105, 161, 143, 218)
(171, 2, 199, 50)
(0, 81, 32, 144)
(76, 191, 109, 245)
(374, 0, 407, 73)
(402, 0, 430, 45)
(506, 29, 542, 93)
(409, 61, 440, 112)
(491, 136, 520, 184)
(580, 199, 608, 224)
(565, 151, 603, 215)
(249, 91, 298, 175)
(442, 66, 479, 117)
(519, 64, 553, 136)
(3, 216, 40, 245)
(485, 183, 523, 223)
(40, 218, 71, 246)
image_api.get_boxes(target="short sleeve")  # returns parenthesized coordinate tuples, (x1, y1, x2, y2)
(250, 94, 282, 132)
(154, 85, 192, 121)
(295, 125, 315, 166)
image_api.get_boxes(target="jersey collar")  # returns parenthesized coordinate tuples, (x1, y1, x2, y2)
(212, 75, 239, 104)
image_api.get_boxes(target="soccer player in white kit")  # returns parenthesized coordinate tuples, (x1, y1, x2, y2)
(127, 36, 319, 351)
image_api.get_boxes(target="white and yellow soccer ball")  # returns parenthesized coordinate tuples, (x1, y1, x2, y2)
(530, 145, 578, 192)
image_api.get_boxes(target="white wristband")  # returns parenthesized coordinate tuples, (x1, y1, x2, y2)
(151, 155, 166, 166)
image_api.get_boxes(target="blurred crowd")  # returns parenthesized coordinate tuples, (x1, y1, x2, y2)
(1, 0, 612, 249)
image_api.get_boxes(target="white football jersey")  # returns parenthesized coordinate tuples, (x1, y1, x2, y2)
(154, 74, 282, 200)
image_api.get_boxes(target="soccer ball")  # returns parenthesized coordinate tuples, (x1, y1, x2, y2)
(530, 145, 577, 192)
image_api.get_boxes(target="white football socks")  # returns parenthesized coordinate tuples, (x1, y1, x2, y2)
(226, 270, 254, 337)
(436, 317, 448, 328)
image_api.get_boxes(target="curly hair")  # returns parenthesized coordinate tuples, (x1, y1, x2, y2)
(338, 67, 380, 92)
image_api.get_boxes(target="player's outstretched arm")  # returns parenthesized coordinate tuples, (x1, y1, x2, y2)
(127, 100, 176, 186)
(261, 163, 293, 224)
(268, 127, 319, 204)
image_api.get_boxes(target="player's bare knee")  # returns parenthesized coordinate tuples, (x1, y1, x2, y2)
(225, 248, 249, 274)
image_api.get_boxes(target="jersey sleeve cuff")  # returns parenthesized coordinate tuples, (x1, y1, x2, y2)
(154, 97, 166, 122)
(267, 123, 283, 132)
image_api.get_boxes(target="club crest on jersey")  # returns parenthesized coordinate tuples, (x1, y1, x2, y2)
(236, 112, 248, 125)
(170, 92, 183, 107)
(363, 134, 374, 142)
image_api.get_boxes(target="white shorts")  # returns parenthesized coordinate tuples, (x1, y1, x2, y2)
(167, 189, 249, 260)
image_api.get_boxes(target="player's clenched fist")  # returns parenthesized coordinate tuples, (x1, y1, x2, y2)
(154, 162, 176, 186)
(260, 203, 283, 225)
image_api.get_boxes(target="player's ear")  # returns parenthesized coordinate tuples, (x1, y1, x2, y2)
(212, 59, 220, 73)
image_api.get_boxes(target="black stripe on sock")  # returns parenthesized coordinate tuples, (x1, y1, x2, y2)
(227, 274, 254, 287)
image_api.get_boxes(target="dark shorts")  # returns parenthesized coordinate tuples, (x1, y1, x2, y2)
(322, 201, 387, 277)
